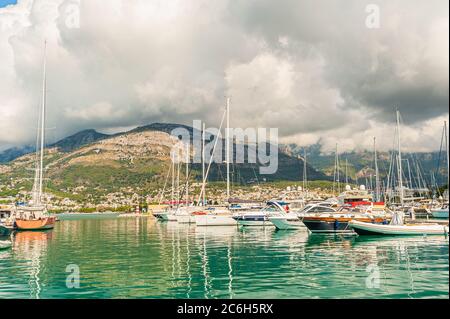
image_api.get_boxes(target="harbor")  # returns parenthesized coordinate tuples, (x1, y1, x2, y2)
(0, 216, 448, 299)
(0, 0, 449, 302)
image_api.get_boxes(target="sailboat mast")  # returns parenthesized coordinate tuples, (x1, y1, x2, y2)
(171, 158, 175, 206)
(202, 122, 206, 205)
(185, 145, 189, 207)
(303, 149, 307, 195)
(336, 144, 340, 193)
(345, 158, 348, 185)
(445, 121, 449, 185)
(38, 41, 47, 206)
(396, 110, 404, 206)
(374, 137, 380, 202)
(226, 97, 230, 202)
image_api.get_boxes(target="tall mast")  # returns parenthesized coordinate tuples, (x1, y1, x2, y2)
(406, 159, 413, 189)
(226, 97, 230, 203)
(396, 110, 404, 206)
(177, 152, 181, 207)
(345, 158, 348, 185)
(171, 157, 175, 206)
(445, 121, 449, 186)
(37, 41, 47, 206)
(336, 144, 340, 193)
(185, 144, 189, 207)
(303, 149, 307, 196)
(374, 137, 380, 202)
(202, 122, 206, 205)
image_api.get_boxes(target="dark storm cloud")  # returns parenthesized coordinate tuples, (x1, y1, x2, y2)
(0, 0, 448, 152)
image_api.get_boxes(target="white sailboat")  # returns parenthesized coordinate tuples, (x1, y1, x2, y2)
(195, 98, 237, 226)
(431, 121, 449, 219)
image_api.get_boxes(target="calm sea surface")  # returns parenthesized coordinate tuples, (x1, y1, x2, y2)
(0, 217, 448, 299)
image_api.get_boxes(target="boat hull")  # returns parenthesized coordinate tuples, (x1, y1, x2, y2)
(349, 220, 449, 236)
(269, 217, 305, 230)
(195, 214, 237, 226)
(431, 209, 449, 219)
(302, 217, 387, 234)
(233, 215, 273, 226)
(15, 217, 56, 231)
(176, 214, 196, 224)
(0, 225, 12, 236)
(0, 240, 12, 250)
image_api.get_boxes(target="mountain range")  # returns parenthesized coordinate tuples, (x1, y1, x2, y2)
(0, 123, 327, 203)
(1, 123, 447, 203)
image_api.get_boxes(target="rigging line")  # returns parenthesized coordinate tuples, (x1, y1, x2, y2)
(197, 108, 227, 203)
(435, 125, 445, 187)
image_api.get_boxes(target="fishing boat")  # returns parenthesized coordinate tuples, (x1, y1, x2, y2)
(232, 201, 287, 226)
(14, 43, 56, 231)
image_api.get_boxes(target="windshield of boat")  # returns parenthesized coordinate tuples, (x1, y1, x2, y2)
(299, 204, 314, 212)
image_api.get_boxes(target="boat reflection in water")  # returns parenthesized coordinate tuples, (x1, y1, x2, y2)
(12, 231, 52, 299)
(1, 218, 447, 299)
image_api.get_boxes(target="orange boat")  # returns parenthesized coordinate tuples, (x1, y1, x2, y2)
(15, 216, 56, 231)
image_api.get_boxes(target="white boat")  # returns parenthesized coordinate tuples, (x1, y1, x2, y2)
(268, 203, 336, 231)
(349, 220, 449, 236)
(193, 98, 237, 227)
(194, 209, 237, 226)
(232, 201, 287, 227)
(0, 240, 12, 251)
(268, 215, 305, 230)
(431, 206, 449, 219)
(174, 206, 200, 224)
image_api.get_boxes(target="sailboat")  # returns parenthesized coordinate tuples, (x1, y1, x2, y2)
(430, 121, 449, 219)
(349, 111, 449, 236)
(194, 98, 237, 226)
(14, 42, 56, 231)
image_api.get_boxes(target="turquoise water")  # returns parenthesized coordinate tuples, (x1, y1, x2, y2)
(0, 217, 448, 299)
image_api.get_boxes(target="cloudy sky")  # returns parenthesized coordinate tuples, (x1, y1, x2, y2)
(0, 0, 448, 153)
